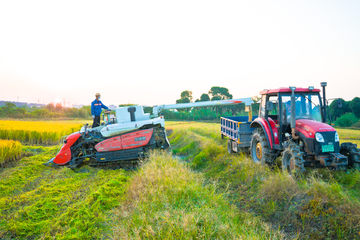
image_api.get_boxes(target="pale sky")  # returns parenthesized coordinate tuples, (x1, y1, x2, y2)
(0, 0, 359, 107)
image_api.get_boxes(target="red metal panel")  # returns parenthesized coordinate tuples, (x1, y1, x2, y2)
(252, 118, 274, 148)
(268, 118, 279, 145)
(259, 87, 320, 95)
(53, 148, 71, 165)
(53, 132, 80, 165)
(296, 119, 335, 139)
(122, 129, 153, 150)
(95, 136, 123, 152)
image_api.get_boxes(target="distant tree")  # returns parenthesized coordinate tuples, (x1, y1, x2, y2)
(349, 97, 360, 118)
(329, 98, 349, 121)
(119, 103, 137, 107)
(1, 102, 17, 113)
(55, 103, 63, 112)
(195, 93, 210, 102)
(208, 86, 232, 101)
(46, 103, 56, 112)
(176, 90, 192, 112)
(180, 90, 193, 102)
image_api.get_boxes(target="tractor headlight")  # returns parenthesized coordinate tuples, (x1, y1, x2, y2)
(335, 132, 339, 142)
(315, 133, 325, 142)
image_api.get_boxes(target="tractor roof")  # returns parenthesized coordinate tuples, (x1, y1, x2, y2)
(260, 87, 321, 95)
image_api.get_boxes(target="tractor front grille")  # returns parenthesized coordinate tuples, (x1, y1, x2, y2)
(320, 131, 335, 143)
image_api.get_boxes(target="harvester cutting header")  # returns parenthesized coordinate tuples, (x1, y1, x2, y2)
(45, 98, 252, 168)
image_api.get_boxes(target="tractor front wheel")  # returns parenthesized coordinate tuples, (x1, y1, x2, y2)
(340, 142, 360, 169)
(250, 129, 274, 166)
(282, 141, 305, 174)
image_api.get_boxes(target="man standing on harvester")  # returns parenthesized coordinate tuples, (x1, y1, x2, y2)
(91, 93, 109, 128)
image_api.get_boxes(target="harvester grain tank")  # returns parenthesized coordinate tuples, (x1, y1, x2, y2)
(221, 82, 360, 172)
(45, 98, 252, 168)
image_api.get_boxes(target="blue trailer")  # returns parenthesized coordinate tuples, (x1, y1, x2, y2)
(221, 115, 257, 153)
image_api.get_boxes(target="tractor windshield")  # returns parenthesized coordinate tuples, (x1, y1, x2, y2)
(281, 93, 322, 123)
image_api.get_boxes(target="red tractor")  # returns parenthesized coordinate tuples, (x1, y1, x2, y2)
(221, 82, 360, 172)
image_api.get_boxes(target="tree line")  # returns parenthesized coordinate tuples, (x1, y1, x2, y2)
(163, 86, 259, 121)
(329, 97, 360, 127)
(0, 102, 91, 119)
(2, 88, 358, 128)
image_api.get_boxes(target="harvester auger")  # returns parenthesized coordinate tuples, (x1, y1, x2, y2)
(44, 98, 252, 169)
(221, 82, 360, 173)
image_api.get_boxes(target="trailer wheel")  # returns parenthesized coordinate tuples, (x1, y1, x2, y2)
(282, 141, 305, 174)
(340, 142, 360, 169)
(227, 139, 235, 154)
(250, 129, 273, 165)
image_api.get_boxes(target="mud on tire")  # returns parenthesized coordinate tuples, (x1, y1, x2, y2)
(282, 141, 305, 174)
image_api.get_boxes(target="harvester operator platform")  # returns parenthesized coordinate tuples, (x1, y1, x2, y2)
(91, 93, 109, 128)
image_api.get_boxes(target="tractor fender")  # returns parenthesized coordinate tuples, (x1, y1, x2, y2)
(250, 118, 274, 149)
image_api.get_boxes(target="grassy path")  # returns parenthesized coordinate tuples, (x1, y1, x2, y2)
(167, 121, 360, 239)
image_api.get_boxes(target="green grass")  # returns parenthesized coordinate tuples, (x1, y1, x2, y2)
(0, 146, 130, 239)
(108, 151, 281, 239)
(0, 125, 281, 239)
(168, 122, 360, 239)
(3, 120, 360, 239)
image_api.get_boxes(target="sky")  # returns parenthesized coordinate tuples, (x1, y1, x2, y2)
(0, 0, 359, 107)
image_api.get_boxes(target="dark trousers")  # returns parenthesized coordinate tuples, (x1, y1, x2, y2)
(92, 115, 101, 128)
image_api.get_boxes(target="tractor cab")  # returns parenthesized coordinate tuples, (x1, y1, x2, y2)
(258, 87, 324, 145)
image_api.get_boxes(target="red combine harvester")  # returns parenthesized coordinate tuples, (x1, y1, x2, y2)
(45, 98, 252, 169)
(221, 82, 360, 172)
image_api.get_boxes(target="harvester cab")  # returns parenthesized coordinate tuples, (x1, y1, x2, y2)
(45, 98, 252, 169)
(249, 82, 360, 172)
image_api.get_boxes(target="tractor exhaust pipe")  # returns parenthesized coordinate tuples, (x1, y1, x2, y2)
(290, 86, 299, 140)
(321, 82, 327, 123)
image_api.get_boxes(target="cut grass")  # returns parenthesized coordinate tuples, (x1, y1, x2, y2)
(0, 146, 130, 239)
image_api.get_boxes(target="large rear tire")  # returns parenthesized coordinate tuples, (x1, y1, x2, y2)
(282, 141, 305, 174)
(340, 142, 360, 169)
(250, 129, 274, 166)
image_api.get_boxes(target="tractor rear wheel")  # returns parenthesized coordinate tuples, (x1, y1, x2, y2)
(250, 129, 274, 166)
(340, 142, 360, 169)
(282, 141, 305, 174)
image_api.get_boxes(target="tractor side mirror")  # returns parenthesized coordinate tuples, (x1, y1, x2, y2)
(337, 99, 342, 108)
(266, 101, 274, 111)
